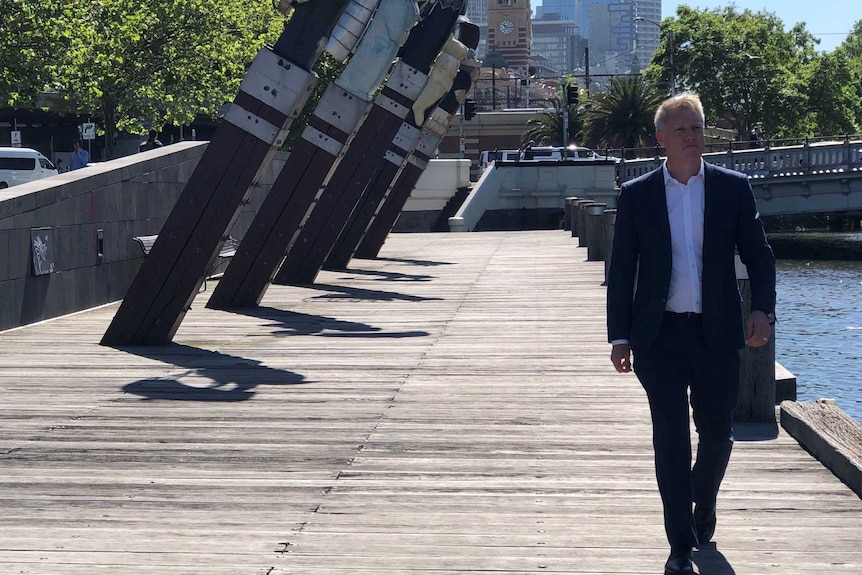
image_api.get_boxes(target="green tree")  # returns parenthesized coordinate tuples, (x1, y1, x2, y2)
(579, 76, 664, 157)
(57, 0, 284, 158)
(644, 6, 811, 141)
(521, 82, 583, 147)
(801, 51, 860, 136)
(835, 21, 862, 131)
(0, 1, 75, 104)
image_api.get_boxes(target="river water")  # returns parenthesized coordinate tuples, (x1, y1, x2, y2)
(771, 232, 862, 422)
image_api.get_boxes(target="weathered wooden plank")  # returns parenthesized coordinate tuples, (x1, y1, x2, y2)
(0, 231, 859, 575)
(781, 400, 862, 497)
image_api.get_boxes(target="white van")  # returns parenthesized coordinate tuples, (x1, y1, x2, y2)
(521, 145, 605, 161)
(0, 147, 59, 189)
(480, 149, 521, 171)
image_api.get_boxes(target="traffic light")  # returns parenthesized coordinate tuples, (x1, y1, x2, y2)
(566, 85, 579, 106)
(463, 98, 477, 121)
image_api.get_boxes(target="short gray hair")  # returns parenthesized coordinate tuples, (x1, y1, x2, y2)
(654, 93, 705, 132)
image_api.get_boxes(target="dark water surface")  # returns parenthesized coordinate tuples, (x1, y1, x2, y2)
(773, 233, 862, 422)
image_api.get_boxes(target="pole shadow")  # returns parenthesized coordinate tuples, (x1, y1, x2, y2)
(225, 307, 429, 339)
(365, 257, 453, 267)
(303, 283, 442, 303)
(327, 267, 436, 282)
(693, 542, 738, 574)
(118, 343, 308, 402)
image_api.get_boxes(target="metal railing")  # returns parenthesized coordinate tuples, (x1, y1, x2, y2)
(613, 136, 862, 184)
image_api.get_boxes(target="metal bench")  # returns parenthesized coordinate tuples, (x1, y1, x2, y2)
(132, 234, 239, 290)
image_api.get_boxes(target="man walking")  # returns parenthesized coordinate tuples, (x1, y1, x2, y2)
(606, 93, 775, 574)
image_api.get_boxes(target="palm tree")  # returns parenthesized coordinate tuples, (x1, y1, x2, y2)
(521, 93, 582, 147)
(579, 76, 665, 157)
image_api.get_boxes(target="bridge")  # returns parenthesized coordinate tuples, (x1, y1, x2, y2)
(618, 138, 862, 216)
(452, 138, 862, 231)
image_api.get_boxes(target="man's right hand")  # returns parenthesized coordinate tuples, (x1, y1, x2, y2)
(610, 343, 632, 373)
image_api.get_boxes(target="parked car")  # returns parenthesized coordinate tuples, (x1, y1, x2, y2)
(0, 147, 59, 189)
(479, 149, 521, 171)
(522, 145, 618, 162)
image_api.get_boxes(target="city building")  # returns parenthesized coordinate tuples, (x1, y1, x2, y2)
(486, 0, 533, 73)
(531, 16, 580, 76)
(465, 0, 489, 57)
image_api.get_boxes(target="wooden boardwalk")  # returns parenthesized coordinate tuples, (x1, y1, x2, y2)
(1, 230, 859, 575)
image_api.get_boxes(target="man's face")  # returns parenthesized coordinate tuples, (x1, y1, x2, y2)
(656, 105, 705, 164)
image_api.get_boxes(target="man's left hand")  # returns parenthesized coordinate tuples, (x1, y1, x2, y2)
(745, 310, 772, 347)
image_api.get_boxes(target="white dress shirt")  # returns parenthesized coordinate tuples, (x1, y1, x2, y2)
(663, 160, 705, 313)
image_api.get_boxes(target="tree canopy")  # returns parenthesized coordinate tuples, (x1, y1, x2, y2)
(0, 1, 76, 102)
(579, 76, 665, 155)
(1, 0, 286, 157)
(642, 6, 862, 141)
(521, 83, 584, 147)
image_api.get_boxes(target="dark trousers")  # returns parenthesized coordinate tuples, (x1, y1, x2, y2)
(633, 312, 739, 550)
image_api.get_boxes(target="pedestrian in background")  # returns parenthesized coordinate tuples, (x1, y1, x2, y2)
(139, 129, 164, 153)
(69, 139, 89, 170)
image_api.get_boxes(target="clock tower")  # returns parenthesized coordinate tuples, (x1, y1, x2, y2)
(486, 0, 532, 72)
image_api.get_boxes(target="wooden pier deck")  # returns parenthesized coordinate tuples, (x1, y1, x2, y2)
(1, 230, 859, 574)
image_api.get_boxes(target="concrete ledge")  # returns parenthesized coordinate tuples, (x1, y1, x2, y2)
(780, 400, 862, 498)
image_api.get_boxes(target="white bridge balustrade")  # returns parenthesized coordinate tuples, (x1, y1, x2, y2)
(617, 138, 862, 216)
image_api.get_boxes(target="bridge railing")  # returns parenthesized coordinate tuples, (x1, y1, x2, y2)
(612, 136, 862, 185)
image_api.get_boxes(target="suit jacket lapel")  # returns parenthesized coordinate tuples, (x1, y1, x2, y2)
(702, 163, 720, 258)
(647, 169, 671, 256)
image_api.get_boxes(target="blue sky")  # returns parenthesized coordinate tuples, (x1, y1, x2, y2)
(663, 1, 858, 52)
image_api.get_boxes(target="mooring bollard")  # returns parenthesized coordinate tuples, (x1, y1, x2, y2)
(585, 203, 607, 261)
(576, 200, 595, 247)
(735, 256, 776, 423)
(563, 197, 579, 231)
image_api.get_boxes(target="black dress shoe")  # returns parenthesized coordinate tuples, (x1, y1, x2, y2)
(664, 547, 694, 575)
(694, 506, 716, 545)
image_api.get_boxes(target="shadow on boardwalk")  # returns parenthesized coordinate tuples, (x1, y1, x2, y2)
(121, 343, 307, 402)
(0, 231, 858, 575)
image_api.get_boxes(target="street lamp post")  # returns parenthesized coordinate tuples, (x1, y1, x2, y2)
(635, 16, 675, 96)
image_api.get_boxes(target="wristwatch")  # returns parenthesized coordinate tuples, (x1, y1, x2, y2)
(765, 312, 776, 325)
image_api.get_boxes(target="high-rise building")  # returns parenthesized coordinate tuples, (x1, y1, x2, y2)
(578, 0, 660, 73)
(466, 0, 489, 25)
(536, 0, 580, 20)
(631, 0, 662, 72)
(531, 16, 580, 76)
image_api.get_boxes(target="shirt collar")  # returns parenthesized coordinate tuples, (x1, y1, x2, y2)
(662, 159, 705, 185)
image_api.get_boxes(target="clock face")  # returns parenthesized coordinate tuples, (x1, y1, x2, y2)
(499, 20, 514, 35)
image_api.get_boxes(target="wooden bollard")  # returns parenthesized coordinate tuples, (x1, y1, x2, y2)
(563, 197, 579, 232)
(585, 203, 607, 261)
(602, 209, 616, 284)
(576, 200, 595, 247)
(571, 198, 590, 238)
(736, 256, 776, 423)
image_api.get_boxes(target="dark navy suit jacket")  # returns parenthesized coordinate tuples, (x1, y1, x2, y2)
(606, 162, 776, 356)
